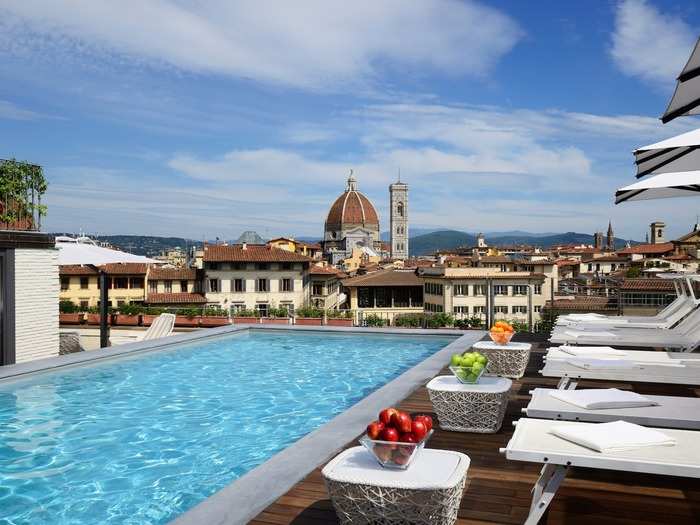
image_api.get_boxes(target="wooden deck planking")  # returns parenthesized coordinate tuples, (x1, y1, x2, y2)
(250, 352, 700, 524)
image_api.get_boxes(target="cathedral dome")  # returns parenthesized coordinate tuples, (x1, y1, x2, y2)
(325, 174, 379, 231)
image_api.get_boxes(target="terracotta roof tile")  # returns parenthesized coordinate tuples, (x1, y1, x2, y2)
(545, 296, 616, 311)
(59, 264, 99, 275)
(149, 267, 197, 280)
(310, 265, 340, 275)
(203, 244, 311, 263)
(99, 263, 148, 274)
(146, 292, 207, 304)
(620, 278, 675, 291)
(342, 269, 422, 287)
(325, 190, 379, 229)
(617, 242, 674, 255)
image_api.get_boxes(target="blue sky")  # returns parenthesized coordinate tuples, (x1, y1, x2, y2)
(1, 0, 699, 241)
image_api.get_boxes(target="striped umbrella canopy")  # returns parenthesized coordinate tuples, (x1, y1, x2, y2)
(634, 127, 700, 178)
(662, 37, 700, 124)
(615, 170, 700, 204)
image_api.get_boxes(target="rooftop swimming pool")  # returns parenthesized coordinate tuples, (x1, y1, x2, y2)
(0, 329, 456, 524)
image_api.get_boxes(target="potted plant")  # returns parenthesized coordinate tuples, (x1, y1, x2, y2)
(232, 308, 260, 324)
(425, 312, 454, 329)
(295, 305, 323, 325)
(59, 300, 84, 325)
(261, 306, 290, 325)
(200, 306, 230, 327)
(142, 307, 166, 326)
(393, 313, 423, 328)
(113, 303, 142, 326)
(85, 305, 112, 325)
(175, 306, 202, 327)
(325, 309, 354, 327)
(363, 314, 387, 327)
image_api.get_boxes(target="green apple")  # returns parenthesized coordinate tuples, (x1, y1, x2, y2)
(450, 354, 462, 367)
(472, 362, 484, 373)
(462, 355, 475, 367)
(476, 355, 487, 365)
(456, 369, 470, 381)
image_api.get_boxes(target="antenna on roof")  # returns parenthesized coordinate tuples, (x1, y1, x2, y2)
(398, 167, 401, 183)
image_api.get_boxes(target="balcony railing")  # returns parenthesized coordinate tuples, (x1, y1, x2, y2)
(0, 159, 47, 231)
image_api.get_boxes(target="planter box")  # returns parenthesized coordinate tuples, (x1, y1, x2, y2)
(200, 316, 231, 327)
(86, 313, 111, 325)
(233, 316, 260, 324)
(59, 313, 83, 325)
(261, 317, 290, 325)
(326, 318, 353, 327)
(141, 314, 162, 326)
(295, 317, 323, 325)
(175, 315, 201, 327)
(113, 314, 140, 326)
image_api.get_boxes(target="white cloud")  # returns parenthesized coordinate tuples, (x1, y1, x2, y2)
(611, 0, 696, 86)
(0, 99, 49, 120)
(0, 0, 521, 92)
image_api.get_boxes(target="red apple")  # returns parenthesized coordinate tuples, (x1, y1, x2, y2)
(381, 427, 399, 442)
(379, 408, 399, 426)
(413, 415, 433, 432)
(366, 420, 384, 440)
(411, 420, 428, 441)
(399, 433, 417, 444)
(391, 412, 413, 434)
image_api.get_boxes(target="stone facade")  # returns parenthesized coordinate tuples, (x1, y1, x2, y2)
(389, 179, 408, 260)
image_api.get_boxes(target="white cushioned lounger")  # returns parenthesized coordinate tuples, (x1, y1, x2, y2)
(546, 346, 700, 363)
(523, 388, 700, 430)
(500, 418, 700, 525)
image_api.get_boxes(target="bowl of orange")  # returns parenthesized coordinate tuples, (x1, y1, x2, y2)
(489, 321, 515, 345)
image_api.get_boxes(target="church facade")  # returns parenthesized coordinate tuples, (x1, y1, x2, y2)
(323, 173, 408, 265)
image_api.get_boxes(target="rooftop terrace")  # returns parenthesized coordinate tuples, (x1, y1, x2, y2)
(250, 336, 700, 525)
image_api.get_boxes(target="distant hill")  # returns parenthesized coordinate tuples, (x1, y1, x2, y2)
(409, 230, 638, 256)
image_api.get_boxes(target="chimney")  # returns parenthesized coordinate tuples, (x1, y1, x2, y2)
(242, 242, 247, 250)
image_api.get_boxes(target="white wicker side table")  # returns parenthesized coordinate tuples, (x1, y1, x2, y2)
(427, 375, 512, 433)
(472, 340, 532, 379)
(323, 446, 470, 525)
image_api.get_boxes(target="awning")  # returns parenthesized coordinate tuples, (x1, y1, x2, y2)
(662, 37, 700, 123)
(615, 170, 700, 204)
(56, 237, 157, 265)
(634, 127, 700, 178)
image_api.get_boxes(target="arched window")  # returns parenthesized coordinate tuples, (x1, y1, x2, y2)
(397, 202, 404, 217)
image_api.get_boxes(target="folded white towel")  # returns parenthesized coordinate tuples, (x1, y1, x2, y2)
(558, 346, 628, 358)
(565, 358, 639, 370)
(564, 330, 616, 338)
(550, 420, 676, 453)
(549, 388, 658, 410)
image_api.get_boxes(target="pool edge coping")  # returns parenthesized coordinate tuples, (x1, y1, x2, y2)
(167, 328, 484, 525)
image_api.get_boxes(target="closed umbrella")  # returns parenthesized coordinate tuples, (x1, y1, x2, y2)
(634, 127, 700, 178)
(662, 37, 700, 124)
(615, 170, 700, 204)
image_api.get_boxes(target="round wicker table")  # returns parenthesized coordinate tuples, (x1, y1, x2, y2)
(427, 375, 512, 433)
(323, 446, 470, 525)
(472, 340, 532, 379)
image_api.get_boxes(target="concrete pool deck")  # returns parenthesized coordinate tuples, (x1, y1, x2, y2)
(0, 324, 483, 524)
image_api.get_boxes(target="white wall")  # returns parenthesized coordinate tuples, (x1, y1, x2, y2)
(15, 248, 59, 363)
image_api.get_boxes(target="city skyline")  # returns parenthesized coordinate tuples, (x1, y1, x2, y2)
(1, 0, 700, 239)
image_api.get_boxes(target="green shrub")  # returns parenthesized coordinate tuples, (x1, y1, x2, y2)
(364, 314, 386, 327)
(143, 306, 166, 316)
(117, 303, 142, 316)
(393, 313, 423, 327)
(176, 307, 200, 318)
(59, 300, 79, 313)
(234, 308, 258, 318)
(268, 307, 289, 318)
(296, 305, 324, 318)
(327, 309, 352, 319)
(203, 306, 228, 317)
(509, 320, 529, 332)
(425, 312, 454, 328)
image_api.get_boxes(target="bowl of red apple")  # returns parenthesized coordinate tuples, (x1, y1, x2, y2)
(359, 407, 433, 470)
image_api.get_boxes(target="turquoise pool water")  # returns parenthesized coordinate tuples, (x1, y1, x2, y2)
(0, 330, 454, 524)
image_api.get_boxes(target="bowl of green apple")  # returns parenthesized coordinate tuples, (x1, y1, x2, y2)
(448, 351, 489, 384)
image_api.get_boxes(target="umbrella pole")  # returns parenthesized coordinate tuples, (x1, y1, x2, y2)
(99, 270, 110, 348)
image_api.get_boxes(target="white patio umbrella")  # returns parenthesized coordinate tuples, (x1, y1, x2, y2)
(615, 170, 700, 204)
(56, 236, 156, 265)
(634, 127, 700, 178)
(662, 37, 700, 123)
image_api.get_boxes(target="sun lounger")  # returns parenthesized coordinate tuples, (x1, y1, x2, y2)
(540, 354, 700, 389)
(549, 307, 700, 350)
(110, 313, 176, 345)
(546, 345, 700, 363)
(500, 418, 700, 525)
(523, 388, 700, 430)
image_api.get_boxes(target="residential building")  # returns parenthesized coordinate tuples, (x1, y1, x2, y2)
(619, 278, 677, 316)
(146, 266, 206, 306)
(202, 243, 311, 316)
(617, 242, 674, 261)
(418, 264, 557, 323)
(153, 248, 187, 267)
(59, 262, 148, 308)
(340, 246, 381, 273)
(578, 255, 630, 276)
(309, 265, 344, 309)
(267, 237, 323, 259)
(342, 269, 424, 324)
(389, 177, 408, 259)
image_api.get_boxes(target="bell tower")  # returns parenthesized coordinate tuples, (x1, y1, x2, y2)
(389, 175, 408, 260)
